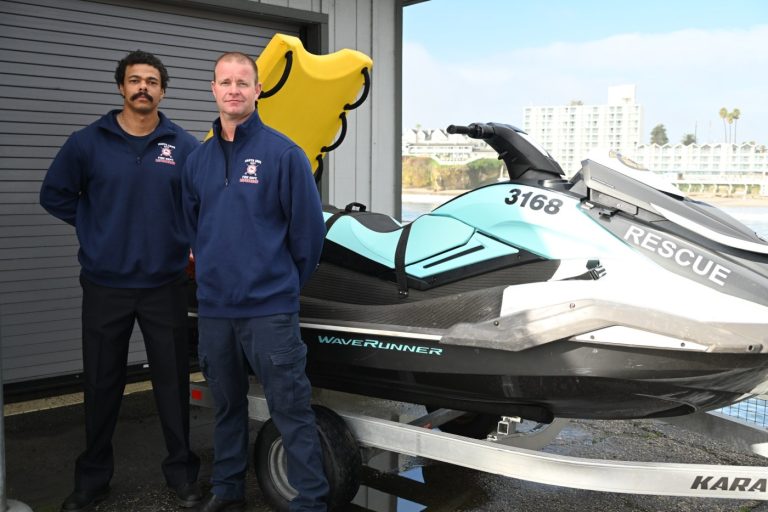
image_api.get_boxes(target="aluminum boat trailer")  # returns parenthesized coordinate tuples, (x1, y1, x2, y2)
(189, 380, 768, 509)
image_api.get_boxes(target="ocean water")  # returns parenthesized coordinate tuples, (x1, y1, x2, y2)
(720, 399, 767, 427)
(402, 195, 768, 426)
(718, 205, 768, 238)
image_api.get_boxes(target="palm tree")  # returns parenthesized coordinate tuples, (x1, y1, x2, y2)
(726, 111, 734, 145)
(719, 107, 728, 143)
(731, 108, 741, 144)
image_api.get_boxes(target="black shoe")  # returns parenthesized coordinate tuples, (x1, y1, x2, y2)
(60, 486, 110, 512)
(173, 481, 203, 508)
(196, 493, 246, 512)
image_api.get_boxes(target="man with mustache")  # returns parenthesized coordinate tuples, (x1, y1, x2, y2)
(40, 50, 202, 512)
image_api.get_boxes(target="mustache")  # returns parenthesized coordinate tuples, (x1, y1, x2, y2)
(130, 92, 154, 102)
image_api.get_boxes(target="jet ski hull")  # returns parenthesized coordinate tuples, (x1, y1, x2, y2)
(301, 322, 768, 422)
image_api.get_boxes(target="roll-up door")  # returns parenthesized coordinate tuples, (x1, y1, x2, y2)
(0, 0, 304, 383)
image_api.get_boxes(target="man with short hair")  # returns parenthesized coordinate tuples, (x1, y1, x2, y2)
(40, 50, 201, 512)
(182, 51, 328, 512)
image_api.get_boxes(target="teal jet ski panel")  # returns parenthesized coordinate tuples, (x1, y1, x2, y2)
(406, 232, 519, 278)
(434, 183, 631, 260)
(405, 214, 476, 265)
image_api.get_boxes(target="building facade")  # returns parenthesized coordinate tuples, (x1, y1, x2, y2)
(632, 142, 768, 195)
(0, 0, 404, 384)
(633, 142, 767, 175)
(523, 85, 643, 175)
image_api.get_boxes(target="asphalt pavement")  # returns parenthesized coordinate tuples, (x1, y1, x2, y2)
(5, 381, 768, 512)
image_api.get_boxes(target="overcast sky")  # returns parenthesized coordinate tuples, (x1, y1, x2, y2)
(403, 0, 768, 144)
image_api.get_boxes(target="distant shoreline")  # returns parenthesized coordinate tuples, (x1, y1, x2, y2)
(402, 188, 768, 207)
(686, 194, 768, 207)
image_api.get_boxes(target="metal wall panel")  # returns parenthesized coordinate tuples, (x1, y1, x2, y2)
(324, 0, 401, 218)
(0, 0, 303, 383)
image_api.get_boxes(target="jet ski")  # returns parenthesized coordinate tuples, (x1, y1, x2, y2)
(298, 122, 768, 424)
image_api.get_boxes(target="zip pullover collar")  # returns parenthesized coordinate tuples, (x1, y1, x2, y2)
(211, 110, 266, 186)
(211, 109, 265, 143)
(97, 109, 178, 145)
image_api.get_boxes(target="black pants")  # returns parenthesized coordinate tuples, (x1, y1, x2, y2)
(75, 275, 200, 492)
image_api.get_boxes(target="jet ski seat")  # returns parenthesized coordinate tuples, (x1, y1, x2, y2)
(321, 202, 475, 295)
(324, 203, 402, 233)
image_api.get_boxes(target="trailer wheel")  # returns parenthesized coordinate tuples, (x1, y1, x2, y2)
(427, 408, 499, 439)
(254, 405, 361, 511)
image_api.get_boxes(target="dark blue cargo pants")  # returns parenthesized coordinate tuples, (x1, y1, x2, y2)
(197, 313, 328, 511)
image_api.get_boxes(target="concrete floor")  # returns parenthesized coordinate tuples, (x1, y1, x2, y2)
(5, 381, 768, 512)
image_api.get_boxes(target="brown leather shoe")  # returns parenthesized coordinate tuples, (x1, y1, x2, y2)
(196, 492, 246, 512)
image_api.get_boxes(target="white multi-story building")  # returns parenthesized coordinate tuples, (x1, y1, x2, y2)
(633, 142, 768, 195)
(523, 85, 643, 175)
(634, 142, 767, 175)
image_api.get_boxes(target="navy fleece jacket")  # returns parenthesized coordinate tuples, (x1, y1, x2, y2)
(39, 110, 199, 288)
(181, 111, 325, 318)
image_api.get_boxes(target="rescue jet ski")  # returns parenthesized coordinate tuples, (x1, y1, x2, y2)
(186, 34, 767, 428)
(298, 122, 768, 423)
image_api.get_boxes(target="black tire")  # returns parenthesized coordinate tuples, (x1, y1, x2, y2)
(426, 407, 499, 439)
(254, 405, 361, 511)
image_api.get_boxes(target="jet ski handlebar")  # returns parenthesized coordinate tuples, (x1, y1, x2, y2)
(447, 122, 565, 179)
(447, 123, 494, 139)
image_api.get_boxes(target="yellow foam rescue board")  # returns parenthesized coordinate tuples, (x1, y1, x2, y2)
(206, 34, 373, 175)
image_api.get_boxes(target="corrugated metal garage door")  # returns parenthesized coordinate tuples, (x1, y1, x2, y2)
(0, 0, 303, 383)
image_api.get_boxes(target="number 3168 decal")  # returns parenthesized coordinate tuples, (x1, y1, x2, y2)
(504, 188, 562, 214)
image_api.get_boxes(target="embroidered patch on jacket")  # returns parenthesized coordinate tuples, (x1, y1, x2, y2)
(155, 143, 177, 165)
(239, 159, 261, 184)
